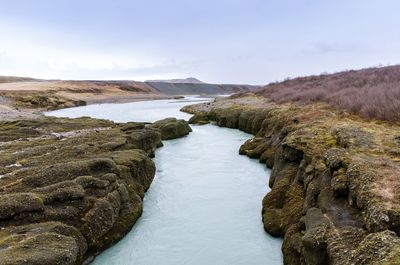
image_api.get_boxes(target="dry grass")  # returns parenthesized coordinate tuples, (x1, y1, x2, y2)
(0, 76, 39, 83)
(254, 65, 400, 122)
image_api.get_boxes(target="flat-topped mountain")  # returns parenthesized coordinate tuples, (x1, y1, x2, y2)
(145, 77, 258, 95)
(145, 81, 257, 95)
(145, 77, 204, 84)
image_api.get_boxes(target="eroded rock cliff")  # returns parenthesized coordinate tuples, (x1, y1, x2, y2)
(0, 116, 190, 264)
(182, 95, 400, 265)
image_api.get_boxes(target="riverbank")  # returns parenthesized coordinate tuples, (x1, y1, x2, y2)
(182, 95, 400, 264)
(0, 77, 254, 121)
(66, 99, 281, 265)
(0, 112, 191, 264)
(3, 73, 400, 264)
(0, 91, 169, 121)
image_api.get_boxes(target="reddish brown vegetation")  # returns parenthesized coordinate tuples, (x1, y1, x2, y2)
(255, 65, 400, 122)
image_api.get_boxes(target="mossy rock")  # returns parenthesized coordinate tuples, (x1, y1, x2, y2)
(0, 222, 88, 262)
(331, 168, 349, 197)
(180, 95, 400, 264)
(239, 137, 270, 159)
(332, 126, 375, 150)
(282, 224, 303, 265)
(120, 122, 146, 132)
(302, 225, 329, 265)
(81, 198, 117, 247)
(6, 92, 86, 110)
(20, 158, 118, 189)
(188, 113, 210, 125)
(0, 193, 44, 219)
(74, 175, 110, 189)
(126, 128, 162, 156)
(0, 115, 161, 264)
(326, 226, 367, 264)
(110, 150, 155, 191)
(33, 181, 86, 204)
(0, 232, 79, 265)
(150, 118, 192, 140)
(383, 245, 400, 265)
(351, 230, 400, 264)
(262, 208, 283, 237)
(260, 146, 276, 168)
(212, 107, 242, 128)
(324, 148, 348, 171)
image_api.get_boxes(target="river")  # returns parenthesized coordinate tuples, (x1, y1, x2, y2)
(46, 97, 282, 265)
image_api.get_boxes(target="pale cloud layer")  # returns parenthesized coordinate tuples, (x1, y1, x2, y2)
(0, 0, 400, 84)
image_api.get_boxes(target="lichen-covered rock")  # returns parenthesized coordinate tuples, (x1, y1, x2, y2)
(239, 137, 270, 159)
(262, 208, 283, 237)
(188, 113, 210, 125)
(326, 226, 367, 265)
(282, 224, 303, 265)
(81, 198, 118, 247)
(350, 230, 400, 264)
(262, 157, 300, 237)
(332, 125, 375, 150)
(4, 92, 86, 111)
(209, 107, 242, 128)
(110, 150, 156, 191)
(325, 148, 348, 171)
(302, 225, 329, 265)
(126, 127, 162, 156)
(33, 181, 86, 204)
(0, 222, 88, 264)
(182, 95, 400, 264)
(0, 193, 44, 219)
(150, 117, 192, 140)
(74, 175, 110, 189)
(120, 122, 146, 132)
(0, 232, 79, 265)
(301, 208, 331, 265)
(0, 116, 161, 264)
(331, 168, 349, 197)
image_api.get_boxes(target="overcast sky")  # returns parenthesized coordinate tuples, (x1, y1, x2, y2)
(0, 0, 399, 84)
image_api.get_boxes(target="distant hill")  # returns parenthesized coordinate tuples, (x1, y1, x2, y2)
(0, 76, 40, 83)
(0, 75, 257, 99)
(145, 77, 204, 84)
(145, 81, 258, 95)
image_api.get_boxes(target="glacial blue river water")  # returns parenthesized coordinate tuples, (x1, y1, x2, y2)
(47, 97, 282, 265)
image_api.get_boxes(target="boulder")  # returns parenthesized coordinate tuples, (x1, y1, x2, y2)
(188, 113, 210, 125)
(0, 222, 86, 265)
(150, 118, 192, 140)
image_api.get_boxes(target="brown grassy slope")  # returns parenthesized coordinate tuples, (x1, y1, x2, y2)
(254, 65, 400, 122)
(0, 76, 40, 83)
(0, 80, 157, 95)
(0, 80, 161, 111)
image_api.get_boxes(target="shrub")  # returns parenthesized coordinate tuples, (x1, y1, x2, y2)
(254, 65, 400, 122)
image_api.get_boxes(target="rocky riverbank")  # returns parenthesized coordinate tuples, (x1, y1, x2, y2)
(0, 116, 191, 265)
(0, 76, 256, 122)
(182, 95, 400, 265)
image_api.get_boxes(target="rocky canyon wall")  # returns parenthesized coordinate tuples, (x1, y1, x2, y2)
(183, 96, 400, 265)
